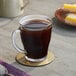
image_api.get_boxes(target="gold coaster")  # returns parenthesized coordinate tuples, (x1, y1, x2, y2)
(15, 51, 55, 67)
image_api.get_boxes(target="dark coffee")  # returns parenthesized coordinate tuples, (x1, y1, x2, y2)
(19, 20, 52, 59)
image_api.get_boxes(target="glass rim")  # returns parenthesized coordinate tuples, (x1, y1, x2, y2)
(19, 15, 52, 27)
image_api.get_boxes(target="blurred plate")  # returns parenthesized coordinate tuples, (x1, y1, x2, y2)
(55, 8, 76, 26)
(0, 60, 30, 76)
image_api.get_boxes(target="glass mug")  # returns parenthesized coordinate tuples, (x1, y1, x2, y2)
(12, 15, 52, 62)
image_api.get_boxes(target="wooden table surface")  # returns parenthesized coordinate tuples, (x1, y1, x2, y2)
(0, 0, 76, 76)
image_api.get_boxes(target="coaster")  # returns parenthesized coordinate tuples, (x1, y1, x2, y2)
(15, 51, 55, 67)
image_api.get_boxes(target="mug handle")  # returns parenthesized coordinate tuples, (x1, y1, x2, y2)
(21, 0, 29, 10)
(12, 30, 27, 54)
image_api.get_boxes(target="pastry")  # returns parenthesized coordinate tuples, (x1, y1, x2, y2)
(63, 4, 76, 25)
(65, 13, 76, 25)
(64, 4, 76, 13)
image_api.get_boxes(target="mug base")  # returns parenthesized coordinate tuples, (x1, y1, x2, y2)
(25, 56, 46, 62)
(15, 51, 55, 67)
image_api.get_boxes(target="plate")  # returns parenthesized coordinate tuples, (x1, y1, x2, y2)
(55, 8, 76, 26)
(0, 60, 30, 76)
(15, 51, 55, 67)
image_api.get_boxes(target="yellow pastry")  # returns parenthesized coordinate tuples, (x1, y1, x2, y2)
(65, 13, 76, 25)
(64, 4, 76, 12)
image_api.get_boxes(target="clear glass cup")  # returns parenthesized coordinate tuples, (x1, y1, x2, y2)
(12, 15, 52, 62)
